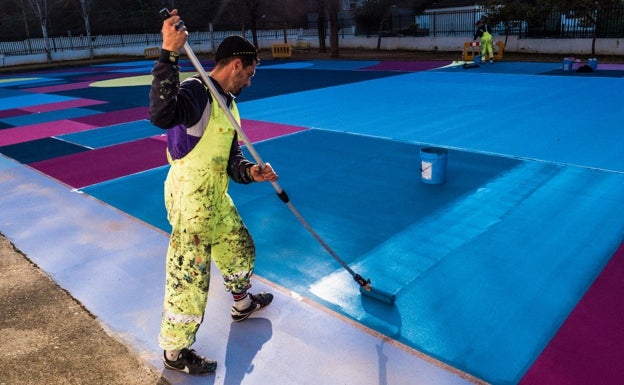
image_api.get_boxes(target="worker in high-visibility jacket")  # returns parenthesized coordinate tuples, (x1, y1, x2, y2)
(150, 10, 278, 375)
(474, 20, 494, 63)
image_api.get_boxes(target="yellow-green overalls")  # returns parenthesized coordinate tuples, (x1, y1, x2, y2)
(481, 29, 494, 60)
(158, 91, 255, 351)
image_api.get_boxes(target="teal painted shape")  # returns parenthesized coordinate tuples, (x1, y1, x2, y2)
(0, 76, 65, 88)
(240, 71, 624, 172)
(59, 119, 163, 148)
(81, 166, 171, 233)
(75, 117, 624, 385)
(0, 93, 75, 110)
(2, 107, 100, 126)
(230, 130, 624, 384)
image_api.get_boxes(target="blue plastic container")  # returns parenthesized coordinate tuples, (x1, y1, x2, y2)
(588, 58, 598, 70)
(420, 147, 448, 185)
(562, 58, 573, 71)
(474, 55, 482, 64)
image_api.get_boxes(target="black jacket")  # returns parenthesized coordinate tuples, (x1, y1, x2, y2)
(149, 50, 255, 184)
(474, 24, 492, 40)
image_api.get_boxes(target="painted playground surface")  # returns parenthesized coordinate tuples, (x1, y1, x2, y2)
(1, 57, 623, 385)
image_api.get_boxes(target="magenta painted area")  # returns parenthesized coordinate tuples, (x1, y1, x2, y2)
(150, 134, 167, 142)
(0, 108, 29, 119)
(28, 81, 95, 93)
(72, 106, 149, 127)
(241, 119, 308, 142)
(30, 73, 137, 91)
(595, 63, 624, 70)
(361, 60, 452, 72)
(149, 120, 307, 146)
(0, 120, 96, 146)
(26, 67, 113, 76)
(29, 137, 167, 188)
(570, 62, 624, 71)
(76, 73, 131, 82)
(519, 242, 624, 385)
(21, 98, 106, 113)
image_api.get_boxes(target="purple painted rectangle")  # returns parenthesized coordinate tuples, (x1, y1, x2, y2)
(0, 120, 96, 146)
(72, 107, 149, 127)
(595, 63, 624, 70)
(241, 119, 308, 142)
(0, 109, 30, 119)
(519, 242, 624, 385)
(28, 81, 95, 93)
(76, 74, 130, 82)
(29, 137, 167, 188)
(21, 98, 106, 113)
(149, 120, 307, 145)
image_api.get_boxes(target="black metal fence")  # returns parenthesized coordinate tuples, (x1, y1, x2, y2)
(0, 28, 315, 56)
(2, 6, 623, 57)
(394, 6, 624, 39)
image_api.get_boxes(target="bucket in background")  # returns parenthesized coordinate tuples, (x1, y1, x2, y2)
(562, 58, 573, 71)
(588, 58, 598, 70)
(420, 147, 448, 185)
(474, 55, 482, 64)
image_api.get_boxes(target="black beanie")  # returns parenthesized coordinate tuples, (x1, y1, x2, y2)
(215, 36, 257, 63)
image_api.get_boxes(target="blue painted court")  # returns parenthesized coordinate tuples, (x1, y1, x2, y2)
(1, 57, 623, 385)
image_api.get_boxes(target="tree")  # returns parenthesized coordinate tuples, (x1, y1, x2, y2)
(19, 0, 34, 40)
(376, 2, 397, 51)
(327, 0, 340, 57)
(484, 0, 535, 46)
(266, 0, 306, 44)
(354, 0, 394, 50)
(486, 0, 623, 55)
(236, 0, 262, 46)
(310, 0, 340, 56)
(354, 0, 378, 37)
(77, 0, 94, 59)
(26, 0, 53, 62)
(316, 0, 327, 52)
(551, 0, 622, 54)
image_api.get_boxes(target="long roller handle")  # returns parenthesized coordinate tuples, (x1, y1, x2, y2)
(159, 9, 285, 197)
(158, 9, 371, 290)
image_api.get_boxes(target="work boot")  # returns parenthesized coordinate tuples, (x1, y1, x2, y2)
(163, 348, 217, 375)
(231, 292, 273, 322)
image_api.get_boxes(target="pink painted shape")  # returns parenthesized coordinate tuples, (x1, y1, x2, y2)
(73, 107, 149, 127)
(21, 98, 106, 113)
(519, 242, 624, 385)
(27, 81, 95, 93)
(150, 120, 305, 145)
(151, 134, 168, 142)
(240, 119, 308, 143)
(76, 74, 129, 82)
(595, 63, 624, 70)
(0, 120, 96, 146)
(30, 137, 167, 188)
(0, 109, 29, 119)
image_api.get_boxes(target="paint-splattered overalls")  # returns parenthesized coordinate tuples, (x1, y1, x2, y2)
(158, 92, 255, 351)
(480, 29, 494, 60)
(475, 23, 494, 60)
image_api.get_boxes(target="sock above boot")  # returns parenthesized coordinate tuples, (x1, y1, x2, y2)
(233, 291, 251, 310)
(165, 350, 181, 361)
